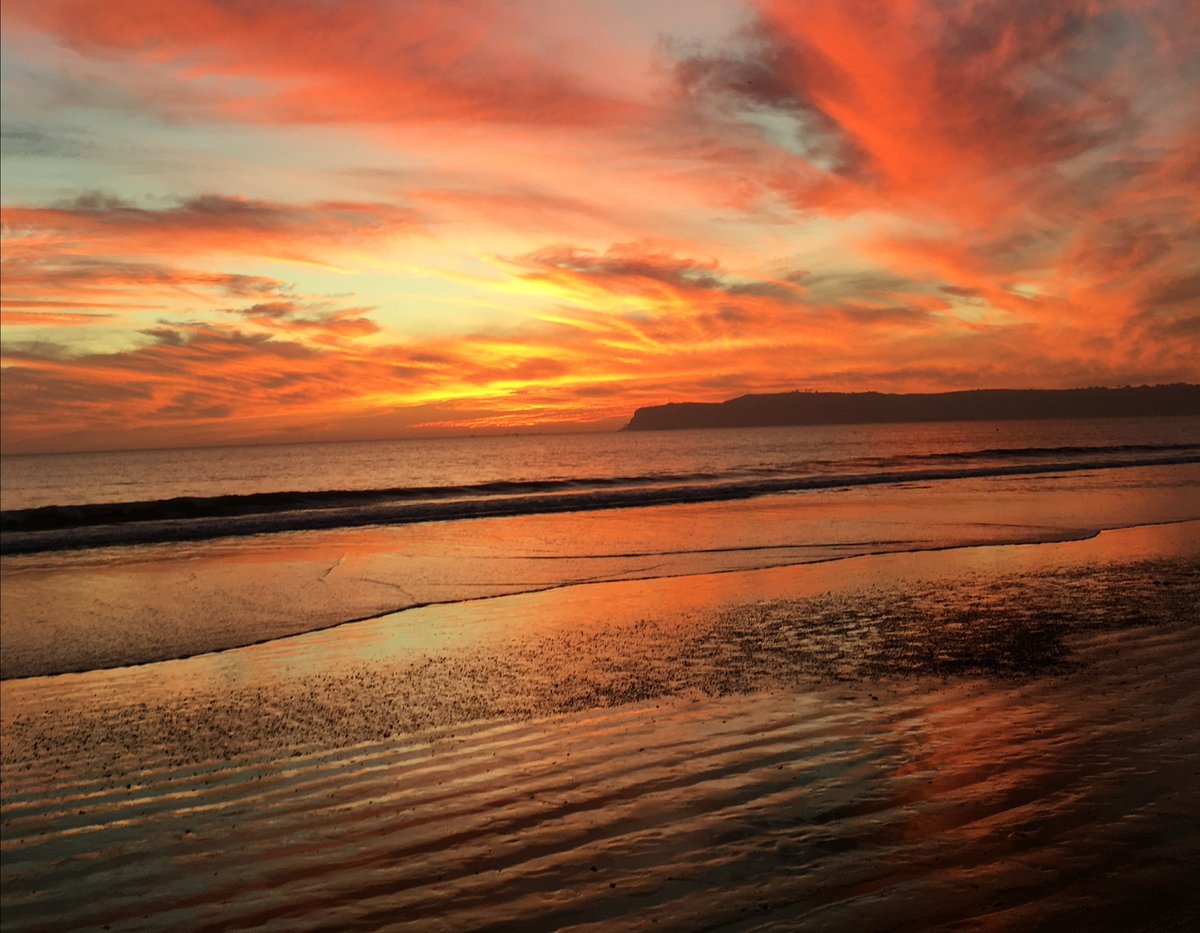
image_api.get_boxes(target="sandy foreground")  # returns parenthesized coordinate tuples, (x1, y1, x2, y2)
(2, 521, 1199, 930)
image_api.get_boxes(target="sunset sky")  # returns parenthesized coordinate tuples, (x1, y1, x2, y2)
(2, 0, 1198, 453)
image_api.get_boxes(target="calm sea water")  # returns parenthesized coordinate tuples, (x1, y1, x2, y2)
(4, 418, 1199, 554)
(3, 417, 1199, 511)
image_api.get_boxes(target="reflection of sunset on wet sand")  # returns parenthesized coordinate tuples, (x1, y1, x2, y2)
(3, 524, 1199, 928)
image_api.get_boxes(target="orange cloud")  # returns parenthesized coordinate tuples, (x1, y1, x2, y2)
(1, 258, 284, 302)
(673, 1, 1198, 370)
(2, 0, 636, 127)
(2, 195, 421, 266)
(678, 2, 1143, 220)
(1, 310, 114, 327)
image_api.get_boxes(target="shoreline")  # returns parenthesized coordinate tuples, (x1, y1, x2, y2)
(4, 518, 1197, 756)
(0, 518, 1162, 685)
(0, 515, 1194, 685)
(4, 460, 1199, 680)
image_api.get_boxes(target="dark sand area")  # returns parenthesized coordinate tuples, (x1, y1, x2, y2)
(2, 522, 1199, 930)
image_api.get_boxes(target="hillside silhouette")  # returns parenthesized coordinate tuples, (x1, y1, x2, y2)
(624, 385, 1200, 431)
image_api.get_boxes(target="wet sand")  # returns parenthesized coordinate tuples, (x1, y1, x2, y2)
(2, 522, 1199, 930)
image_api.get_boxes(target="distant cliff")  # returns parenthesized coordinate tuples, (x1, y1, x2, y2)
(623, 385, 1200, 431)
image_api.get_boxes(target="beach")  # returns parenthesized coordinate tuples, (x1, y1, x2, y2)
(3, 518, 1198, 930)
(4, 456, 1197, 680)
(6, 0, 1200, 925)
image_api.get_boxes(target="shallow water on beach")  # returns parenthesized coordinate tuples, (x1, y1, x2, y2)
(3, 463, 1199, 679)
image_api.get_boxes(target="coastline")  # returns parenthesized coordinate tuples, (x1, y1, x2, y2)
(623, 385, 1200, 431)
(3, 520, 1198, 930)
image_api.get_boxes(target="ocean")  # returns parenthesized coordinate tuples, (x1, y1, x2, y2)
(4, 416, 1199, 552)
(4, 417, 1200, 930)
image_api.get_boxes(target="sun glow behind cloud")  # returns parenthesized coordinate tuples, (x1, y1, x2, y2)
(1, 0, 1197, 453)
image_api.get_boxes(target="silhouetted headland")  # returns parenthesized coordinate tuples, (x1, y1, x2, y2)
(623, 384, 1200, 431)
